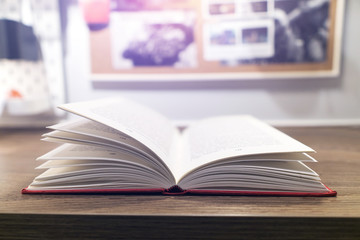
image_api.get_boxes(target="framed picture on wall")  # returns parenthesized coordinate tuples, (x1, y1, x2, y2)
(81, 0, 345, 82)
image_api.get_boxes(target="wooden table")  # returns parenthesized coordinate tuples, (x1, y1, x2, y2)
(1, 127, 359, 239)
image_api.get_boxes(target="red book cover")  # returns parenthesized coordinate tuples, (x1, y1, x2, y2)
(22, 185, 337, 197)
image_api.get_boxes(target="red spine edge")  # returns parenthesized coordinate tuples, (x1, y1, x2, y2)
(21, 185, 336, 197)
(21, 187, 165, 194)
(186, 185, 337, 197)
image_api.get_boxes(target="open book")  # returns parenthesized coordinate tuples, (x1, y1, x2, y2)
(22, 98, 336, 196)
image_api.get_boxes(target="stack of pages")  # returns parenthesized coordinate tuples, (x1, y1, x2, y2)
(23, 98, 336, 196)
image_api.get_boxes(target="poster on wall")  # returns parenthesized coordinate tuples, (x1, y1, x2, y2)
(80, 0, 345, 81)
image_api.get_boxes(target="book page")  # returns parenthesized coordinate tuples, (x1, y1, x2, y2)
(47, 119, 163, 165)
(180, 115, 314, 175)
(42, 131, 170, 178)
(59, 97, 179, 173)
(49, 119, 147, 151)
(29, 163, 170, 190)
(178, 161, 328, 192)
(36, 143, 174, 187)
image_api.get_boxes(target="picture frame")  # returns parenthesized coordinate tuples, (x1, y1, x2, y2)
(84, 0, 345, 82)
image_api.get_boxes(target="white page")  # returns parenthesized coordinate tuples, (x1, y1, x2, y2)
(32, 166, 168, 187)
(48, 119, 157, 161)
(41, 136, 166, 173)
(179, 160, 321, 188)
(180, 115, 314, 176)
(59, 97, 180, 175)
(36, 143, 174, 185)
(44, 125, 161, 166)
(36, 159, 171, 183)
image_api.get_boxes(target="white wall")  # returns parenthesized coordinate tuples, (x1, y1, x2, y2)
(65, 0, 360, 126)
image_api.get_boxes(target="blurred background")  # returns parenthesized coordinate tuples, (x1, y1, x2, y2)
(0, 0, 359, 127)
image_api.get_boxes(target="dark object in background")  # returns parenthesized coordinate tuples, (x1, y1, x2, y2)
(0, 19, 41, 61)
(122, 24, 194, 67)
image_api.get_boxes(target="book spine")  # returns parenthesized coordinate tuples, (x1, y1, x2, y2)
(162, 185, 187, 195)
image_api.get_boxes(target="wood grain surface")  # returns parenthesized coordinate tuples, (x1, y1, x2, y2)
(1, 127, 359, 239)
